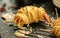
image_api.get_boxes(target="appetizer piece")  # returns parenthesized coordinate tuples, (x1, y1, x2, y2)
(14, 6, 50, 29)
(52, 18, 60, 38)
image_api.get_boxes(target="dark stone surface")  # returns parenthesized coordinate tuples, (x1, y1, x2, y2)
(0, 0, 58, 38)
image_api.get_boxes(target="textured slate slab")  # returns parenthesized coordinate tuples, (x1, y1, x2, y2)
(0, 1, 56, 38)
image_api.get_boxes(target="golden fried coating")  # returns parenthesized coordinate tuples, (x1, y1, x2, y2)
(14, 13, 29, 28)
(14, 6, 49, 28)
(52, 18, 60, 38)
(38, 7, 46, 20)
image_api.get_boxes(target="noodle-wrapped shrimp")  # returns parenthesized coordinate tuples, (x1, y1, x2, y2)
(52, 18, 60, 38)
(14, 6, 50, 28)
(17, 6, 50, 23)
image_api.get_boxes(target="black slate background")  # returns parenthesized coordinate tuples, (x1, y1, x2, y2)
(0, 0, 59, 38)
